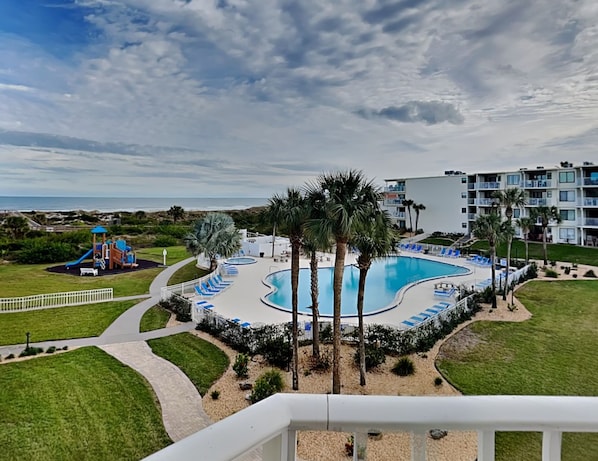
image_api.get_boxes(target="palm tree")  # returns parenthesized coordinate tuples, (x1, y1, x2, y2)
(403, 199, 414, 232)
(472, 212, 507, 309)
(265, 188, 308, 391)
(492, 188, 526, 300)
(263, 199, 286, 258)
(167, 205, 185, 223)
(306, 170, 381, 394)
(3, 216, 29, 240)
(184, 212, 241, 272)
(351, 211, 395, 386)
(413, 203, 426, 233)
(530, 206, 562, 265)
(516, 216, 534, 264)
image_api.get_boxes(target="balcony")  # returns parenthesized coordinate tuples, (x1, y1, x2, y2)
(468, 183, 476, 190)
(477, 181, 501, 190)
(583, 178, 598, 186)
(144, 394, 598, 461)
(384, 199, 404, 206)
(384, 185, 405, 192)
(524, 180, 551, 188)
(476, 198, 496, 206)
(585, 218, 598, 226)
(468, 213, 478, 220)
(583, 198, 598, 206)
(527, 198, 548, 206)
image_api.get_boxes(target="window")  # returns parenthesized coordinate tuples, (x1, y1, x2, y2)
(559, 190, 575, 202)
(461, 192, 467, 198)
(559, 228, 575, 241)
(513, 209, 521, 218)
(462, 222, 467, 228)
(461, 208, 466, 213)
(559, 171, 575, 183)
(507, 174, 520, 185)
(461, 177, 467, 183)
(559, 209, 575, 221)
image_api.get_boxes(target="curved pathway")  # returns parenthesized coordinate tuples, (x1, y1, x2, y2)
(0, 257, 216, 444)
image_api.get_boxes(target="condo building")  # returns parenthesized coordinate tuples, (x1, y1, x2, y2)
(383, 161, 598, 247)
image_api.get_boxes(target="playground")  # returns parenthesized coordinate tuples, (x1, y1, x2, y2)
(47, 226, 160, 276)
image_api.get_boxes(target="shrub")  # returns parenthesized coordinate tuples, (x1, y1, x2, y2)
(210, 390, 220, 400)
(17, 238, 79, 264)
(584, 269, 597, 278)
(353, 344, 386, 371)
(153, 235, 178, 247)
(19, 347, 44, 358)
(308, 348, 332, 372)
(6, 354, 15, 360)
(434, 376, 443, 386)
(479, 286, 495, 304)
(319, 323, 333, 343)
(392, 357, 415, 376)
(525, 262, 538, 280)
(46, 346, 57, 354)
(250, 369, 284, 404)
(564, 267, 571, 275)
(544, 268, 559, 278)
(573, 273, 578, 278)
(232, 353, 249, 378)
(159, 296, 191, 322)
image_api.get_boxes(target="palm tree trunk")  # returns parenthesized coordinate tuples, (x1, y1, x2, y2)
(503, 236, 512, 301)
(271, 223, 276, 258)
(332, 240, 347, 394)
(542, 226, 548, 265)
(357, 268, 367, 386)
(415, 212, 419, 234)
(525, 236, 529, 264)
(490, 244, 497, 309)
(407, 208, 413, 233)
(291, 241, 300, 391)
(310, 252, 320, 359)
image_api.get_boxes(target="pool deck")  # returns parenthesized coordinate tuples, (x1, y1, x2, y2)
(193, 252, 493, 328)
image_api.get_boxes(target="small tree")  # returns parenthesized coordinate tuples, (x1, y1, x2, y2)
(167, 205, 185, 223)
(185, 213, 241, 271)
(530, 206, 561, 265)
(413, 203, 426, 233)
(516, 217, 534, 264)
(403, 199, 414, 232)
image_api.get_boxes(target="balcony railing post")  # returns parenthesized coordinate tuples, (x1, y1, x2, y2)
(478, 430, 495, 461)
(410, 431, 426, 461)
(542, 431, 562, 461)
(263, 429, 297, 461)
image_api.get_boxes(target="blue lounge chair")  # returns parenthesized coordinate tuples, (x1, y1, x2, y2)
(201, 282, 221, 294)
(414, 244, 423, 253)
(401, 319, 418, 328)
(194, 285, 215, 297)
(424, 307, 442, 315)
(214, 274, 233, 286)
(207, 278, 229, 291)
(231, 318, 240, 324)
(445, 248, 454, 258)
(438, 247, 447, 257)
(449, 249, 460, 258)
(196, 301, 214, 310)
(434, 302, 452, 309)
(240, 321, 251, 328)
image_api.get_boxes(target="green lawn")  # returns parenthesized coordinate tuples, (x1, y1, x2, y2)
(0, 347, 171, 461)
(469, 239, 598, 265)
(148, 333, 229, 396)
(418, 237, 455, 246)
(0, 300, 137, 346)
(437, 280, 598, 460)
(167, 259, 209, 286)
(0, 263, 161, 298)
(140, 305, 171, 332)
(135, 246, 190, 264)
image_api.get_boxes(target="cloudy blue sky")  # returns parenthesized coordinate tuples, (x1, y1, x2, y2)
(1, 0, 597, 197)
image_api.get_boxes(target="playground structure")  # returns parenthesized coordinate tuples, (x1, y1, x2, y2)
(66, 226, 137, 271)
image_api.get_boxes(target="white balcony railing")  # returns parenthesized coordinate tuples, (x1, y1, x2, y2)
(585, 218, 598, 226)
(583, 178, 598, 186)
(477, 198, 496, 206)
(524, 180, 551, 188)
(477, 181, 501, 190)
(583, 198, 598, 206)
(143, 394, 598, 461)
(528, 198, 548, 206)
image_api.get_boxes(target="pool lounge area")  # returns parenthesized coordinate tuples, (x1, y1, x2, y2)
(185, 250, 492, 328)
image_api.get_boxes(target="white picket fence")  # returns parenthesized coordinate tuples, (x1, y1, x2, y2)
(0, 288, 114, 313)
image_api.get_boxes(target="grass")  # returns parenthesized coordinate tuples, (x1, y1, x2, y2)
(140, 305, 171, 333)
(135, 246, 190, 264)
(148, 333, 229, 396)
(0, 347, 171, 461)
(0, 262, 161, 298)
(436, 280, 598, 460)
(0, 300, 137, 346)
(167, 259, 210, 286)
(468, 239, 598, 265)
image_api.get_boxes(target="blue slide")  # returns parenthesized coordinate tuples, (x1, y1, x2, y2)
(66, 248, 93, 268)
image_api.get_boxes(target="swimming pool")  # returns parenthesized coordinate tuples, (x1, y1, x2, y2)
(262, 256, 469, 317)
(226, 257, 257, 265)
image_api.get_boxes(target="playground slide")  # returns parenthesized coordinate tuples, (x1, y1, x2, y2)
(65, 248, 93, 268)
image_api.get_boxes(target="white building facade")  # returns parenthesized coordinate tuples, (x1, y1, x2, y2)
(383, 161, 598, 247)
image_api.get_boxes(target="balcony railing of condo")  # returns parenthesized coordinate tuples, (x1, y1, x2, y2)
(477, 181, 501, 189)
(476, 198, 496, 206)
(384, 199, 404, 206)
(527, 198, 548, 206)
(585, 218, 598, 226)
(583, 177, 598, 186)
(524, 180, 552, 188)
(143, 394, 598, 461)
(583, 198, 598, 206)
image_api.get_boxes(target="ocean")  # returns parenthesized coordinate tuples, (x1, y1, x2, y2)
(0, 196, 268, 213)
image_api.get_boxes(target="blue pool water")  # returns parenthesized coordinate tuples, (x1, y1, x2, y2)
(226, 257, 257, 265)
(263, 256, 468, 317)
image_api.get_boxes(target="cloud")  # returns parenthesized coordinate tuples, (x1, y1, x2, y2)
(359, 101, 464, 125)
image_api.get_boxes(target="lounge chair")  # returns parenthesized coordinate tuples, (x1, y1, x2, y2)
(201, 282, 222, 294)
(445, 248, 454, 258)
(414, 244, 423, 253)
(194, 285, 215, 297)
(449, 249, 460, 258)
(207, 278, 229, 291)
(434, 287, 456, 298)
(214, 274, 233, 286)
(434, 302, 452, 309)
(424, 307, 442, 315)
(401, 319, 418, 328)
(231, 318, 241, 324)
(240, 321, 251, 328)
(438, 247, 447, 257)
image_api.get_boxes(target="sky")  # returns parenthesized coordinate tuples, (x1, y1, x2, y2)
(1, 0, 598, 198)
